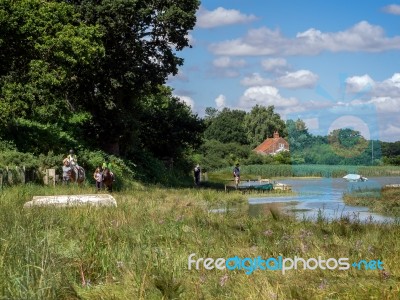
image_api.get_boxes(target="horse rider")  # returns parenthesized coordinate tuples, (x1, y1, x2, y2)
(66, 149, 81, 179)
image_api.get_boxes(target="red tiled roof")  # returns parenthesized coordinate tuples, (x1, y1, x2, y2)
(253, 132, 289, 154)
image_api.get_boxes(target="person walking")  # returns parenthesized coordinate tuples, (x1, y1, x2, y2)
(93, 167, 103, 191)
(233, 163, 240, 188)
(62, 158, 71, 185)
(194, 164, 201, 186)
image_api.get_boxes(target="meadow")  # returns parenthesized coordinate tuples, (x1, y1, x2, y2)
(0, 183, 399, 299)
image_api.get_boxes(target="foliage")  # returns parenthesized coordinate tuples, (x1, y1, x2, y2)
(198, 139, 251, 171)
(64, 0, 201, 153)
(204, 108, 248, 145)
(0, 0, 203, 180)
(0, 0, 104, 127)
(328, 128, 369, 158)
(344, 187, 400, 216)
(286, 119, 311, 152)
(136, 86, 205, 160)
(243, 105, 287, 148)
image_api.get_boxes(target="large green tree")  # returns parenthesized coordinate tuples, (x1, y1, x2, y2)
(243, 105, 287, 148)
(204, 108, 248, 145)
(63, 0, 200, 154)
(136, 86, 204, 160)
(0, 0, 202, 163)
(0, 0, 104, 153)
(286, 118, 311, 152)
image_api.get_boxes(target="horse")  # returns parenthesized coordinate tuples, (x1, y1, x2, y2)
(102, 168, 113, 192)
(68, 165, 86, 184)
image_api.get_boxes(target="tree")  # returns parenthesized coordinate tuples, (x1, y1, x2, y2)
(65, 0, 200, 154)
(0, 0, 201, 161)
(204, 108, 248, 145)
(286, 119, 311, 152)
(204, 107, 219, 126)
(243, 105, 286, 148)
(136, 86, 204, 160)
(328, 128, 368, 159)
(0, 0, 104, 153)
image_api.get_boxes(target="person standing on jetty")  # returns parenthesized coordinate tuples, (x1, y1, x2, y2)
(233, 163, 240, 188)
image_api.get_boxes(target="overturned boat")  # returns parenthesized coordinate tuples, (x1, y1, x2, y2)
(343, 174, 368, 182)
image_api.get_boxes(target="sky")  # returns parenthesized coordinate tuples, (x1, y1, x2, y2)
(167, 0, 400, 142)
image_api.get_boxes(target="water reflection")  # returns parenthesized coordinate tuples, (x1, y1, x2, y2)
(248, 177, 400, 223)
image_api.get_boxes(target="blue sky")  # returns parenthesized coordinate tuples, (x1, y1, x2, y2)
(167, 0, 400, 142)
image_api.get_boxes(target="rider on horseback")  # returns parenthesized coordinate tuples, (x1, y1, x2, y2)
(67, 149, 78, 166)
(66, 149, 81, 180)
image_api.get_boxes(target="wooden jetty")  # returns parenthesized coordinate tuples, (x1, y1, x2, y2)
(224, 179, 291, 193)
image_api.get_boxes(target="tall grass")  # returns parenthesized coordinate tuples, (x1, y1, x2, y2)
(0, 184, 399, 299)
(216, 164, 400, 179)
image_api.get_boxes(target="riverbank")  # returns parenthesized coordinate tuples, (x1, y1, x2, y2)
(0, 184, 399, 299)
(343, 186, 400, 217)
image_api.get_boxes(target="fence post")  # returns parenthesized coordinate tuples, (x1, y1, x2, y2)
(45, 169, 56, 187)
(6, 166, 13, 185)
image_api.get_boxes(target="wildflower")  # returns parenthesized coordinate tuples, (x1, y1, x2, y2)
(219, 274, 229, 287)
(380, 269, 390, 280)
(319, 279, 328, 289)
(263, 229, 273, 236)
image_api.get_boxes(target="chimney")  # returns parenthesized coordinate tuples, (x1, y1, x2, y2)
(273, 131, 279, 138)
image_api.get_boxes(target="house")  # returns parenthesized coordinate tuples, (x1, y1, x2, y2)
(253, 131, 289, 155)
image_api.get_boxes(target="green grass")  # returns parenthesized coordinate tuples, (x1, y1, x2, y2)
(343, 186, 400, 216)
(0, 183, 399, 299)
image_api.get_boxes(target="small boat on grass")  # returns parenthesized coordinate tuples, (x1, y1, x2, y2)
(343, 174, 368, 182)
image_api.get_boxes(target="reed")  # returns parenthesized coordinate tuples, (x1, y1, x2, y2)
(0, 184, 399, 299)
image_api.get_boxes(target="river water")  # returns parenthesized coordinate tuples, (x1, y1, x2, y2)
(248, 177, 400, 223)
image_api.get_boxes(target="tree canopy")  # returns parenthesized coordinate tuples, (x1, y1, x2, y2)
(0, 0, 202, 165)
(204, 108, 248, 145)
(243, 105, 287, 148)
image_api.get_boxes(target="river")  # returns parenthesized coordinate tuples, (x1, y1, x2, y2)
(248, 177, 400, 223)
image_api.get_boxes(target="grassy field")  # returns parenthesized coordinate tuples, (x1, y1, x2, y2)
(343, 186, 400, 216)
(0, 183, 399, 299)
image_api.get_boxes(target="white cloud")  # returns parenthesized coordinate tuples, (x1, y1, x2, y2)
(381, 124, 400, 140)
(241, 70, 318, 89)
(187, 34, 196, 46)
(197, 7, 257, 28)
(239, 85, 298, 109)
(346, 73, 400, 97)
(209, 21, 400, 56)
(275, 70, 319, 89)
(382, 4, 400, 15)
(213, 56, 246, 68)
(241, 73, 272, 87)
(261, 58, 289, 73)
(346, 74, 375, 93)
(215, 94, 226, 108)
(175, 95, 195, 110)
(168, 69, 189, 82)
(351, 96, 400, 113)
(303, 118, 320, 130)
